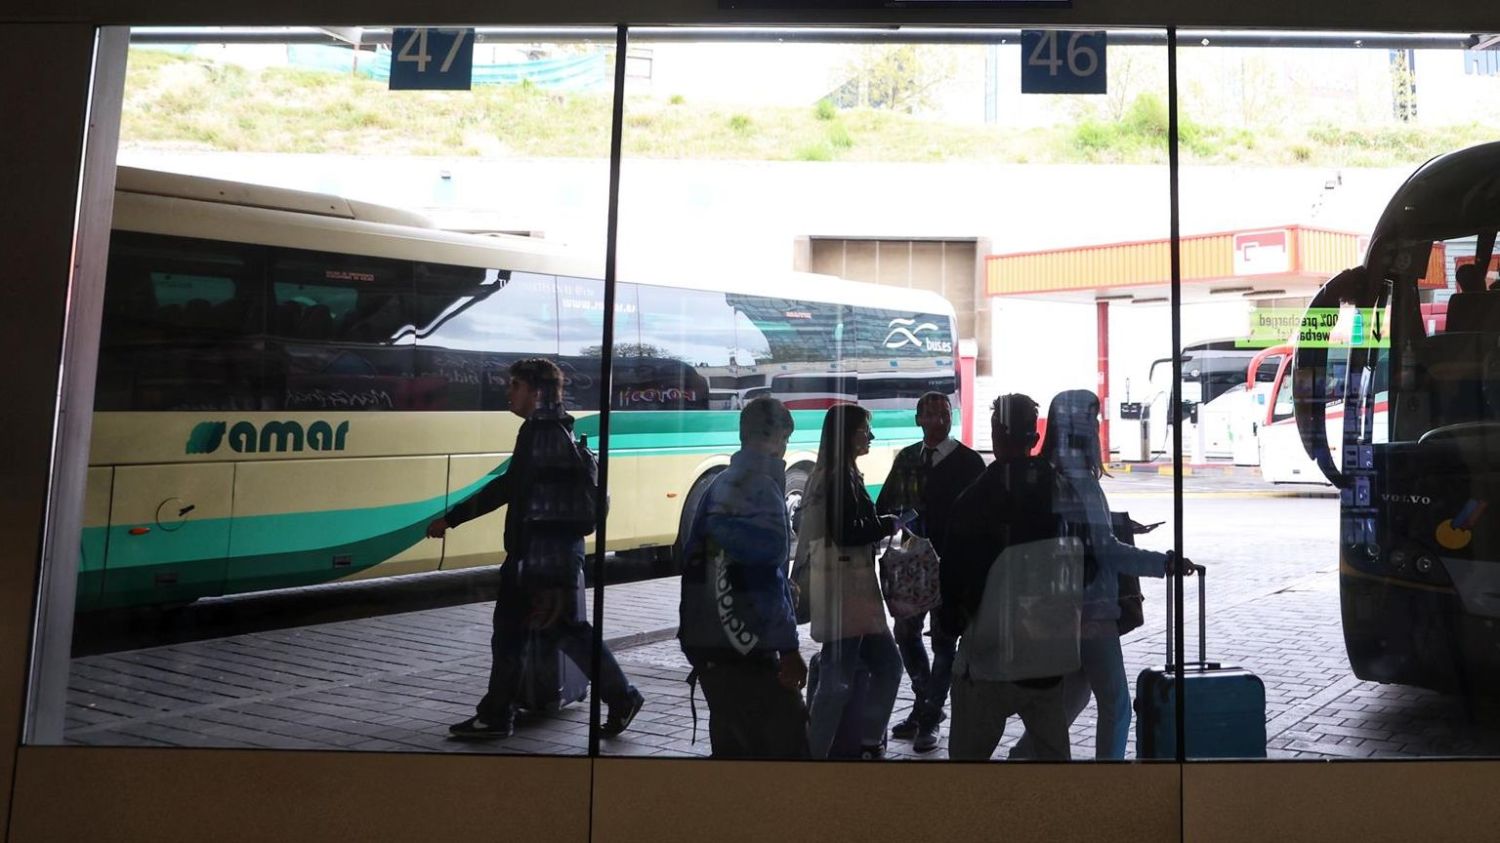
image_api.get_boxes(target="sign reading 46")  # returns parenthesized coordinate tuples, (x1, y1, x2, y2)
(389, 28, 476, 91)
(1020, 30, 1107, 95)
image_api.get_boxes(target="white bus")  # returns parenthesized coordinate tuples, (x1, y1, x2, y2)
(79, 167, 961, 610)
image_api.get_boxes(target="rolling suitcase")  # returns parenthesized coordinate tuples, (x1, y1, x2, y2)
(517, 569, 590, 714)
(1134, 564, 1266, 758)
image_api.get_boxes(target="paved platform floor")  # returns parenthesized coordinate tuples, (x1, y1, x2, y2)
(62, 477, 1500, 761)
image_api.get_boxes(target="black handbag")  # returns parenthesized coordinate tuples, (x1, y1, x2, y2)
(1111, 511, 1147, 635)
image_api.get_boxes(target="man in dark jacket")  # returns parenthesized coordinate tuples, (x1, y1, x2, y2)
(428, 357, 643, 740)
(877, 391, 986, 752)
(678, 396, 808, 758)
(940, 393, 1073, 761)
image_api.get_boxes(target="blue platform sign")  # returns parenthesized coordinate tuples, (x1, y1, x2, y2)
(389, 28, 475, 91)
(1020, 30, 1107, 95)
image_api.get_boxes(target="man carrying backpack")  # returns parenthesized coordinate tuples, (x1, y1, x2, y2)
(939, 393, 1074, 761)
(678, 397, 809, 758)
(428, 357, 644, 740)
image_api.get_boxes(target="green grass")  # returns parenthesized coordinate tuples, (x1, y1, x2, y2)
(119, 47, 1500, 166)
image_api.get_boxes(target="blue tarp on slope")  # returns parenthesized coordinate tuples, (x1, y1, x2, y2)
(286, 44, 609, 90)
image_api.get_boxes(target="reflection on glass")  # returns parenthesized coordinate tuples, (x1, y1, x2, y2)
(60, 33, 616, 756)
(1181, 34, 1500, 760)
(610, 32, 1171, 761)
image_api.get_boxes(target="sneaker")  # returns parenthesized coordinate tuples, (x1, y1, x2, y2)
(600, 687, 645, 738)
(890, 713, 921, 740)
(913, 723, 942, 753)
(448, 714, 513, 740)
(859, 743, 887, 760)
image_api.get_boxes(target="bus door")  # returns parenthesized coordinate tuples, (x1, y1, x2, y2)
(1234, 346, 1290, 467)
(93, 233, 257, 608)
(1258, 349, 1334, 483)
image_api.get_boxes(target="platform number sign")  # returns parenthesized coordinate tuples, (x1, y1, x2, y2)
(389, 28, 476, 91)
(1020, 30, 1107, 95)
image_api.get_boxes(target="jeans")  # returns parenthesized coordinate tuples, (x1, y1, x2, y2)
(893, 612, 956, 727)
(476, 550, 632, 722)
(696, 657, 810, 759)
(948, 672, 1070, 761)
(808, 632, 902, 757)
(1012, 620, 1131, 760)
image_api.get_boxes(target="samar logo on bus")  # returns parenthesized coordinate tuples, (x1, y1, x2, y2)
(185, 420, 350, 454)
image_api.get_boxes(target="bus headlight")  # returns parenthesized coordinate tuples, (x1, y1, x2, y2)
(1415, 555, 1438, 574)
(1389, 548, 1408, 570)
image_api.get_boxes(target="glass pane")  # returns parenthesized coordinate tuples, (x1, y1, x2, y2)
(606, 29, 1175, 761)
(53, 27, 617, 756)
(1178, 31, 1500, 760)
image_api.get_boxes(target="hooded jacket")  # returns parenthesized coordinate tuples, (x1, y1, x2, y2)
(678, 448, 800, 664)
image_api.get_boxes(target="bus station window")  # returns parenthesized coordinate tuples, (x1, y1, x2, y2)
(47, 30, 619, 758)
(1178, 33, 1500, 761)
(608, 30, 1174, 763)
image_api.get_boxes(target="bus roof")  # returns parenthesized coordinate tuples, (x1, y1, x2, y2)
(112, 167, 955, 318)
(115, 166, 435, 228)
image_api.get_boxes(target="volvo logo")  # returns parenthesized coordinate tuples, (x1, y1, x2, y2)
(1381, 493, 1432, 505)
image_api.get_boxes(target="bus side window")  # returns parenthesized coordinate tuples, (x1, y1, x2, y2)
(269, 248, 417, 411)
(414, 266, 559, 412)
(1271, 375, 1295, 421)
(634, 286, 736, 412)
(558, 277, 629, 413)
(856, 308, 957, 411)
(96, 232, 267, 412)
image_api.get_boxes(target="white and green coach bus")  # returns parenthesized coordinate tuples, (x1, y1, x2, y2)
(79, 167, 961, 611)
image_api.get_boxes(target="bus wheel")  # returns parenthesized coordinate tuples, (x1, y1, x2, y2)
(671, 470, 722, 574)
(784, 465, 810, 562)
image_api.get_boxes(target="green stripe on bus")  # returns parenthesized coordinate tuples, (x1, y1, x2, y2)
(83, 407, 925, 607)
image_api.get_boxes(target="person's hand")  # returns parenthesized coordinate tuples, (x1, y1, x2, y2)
(426, 518, 450, 539)
(528, 588, 568, 630)
(1166, 551, 1198, 576)
(777, 650, 808, 692)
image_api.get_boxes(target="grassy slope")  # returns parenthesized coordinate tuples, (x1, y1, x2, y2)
(121, 49, 1497, 167)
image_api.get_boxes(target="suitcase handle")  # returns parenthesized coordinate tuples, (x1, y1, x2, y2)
(1165, 558, 1207, 668)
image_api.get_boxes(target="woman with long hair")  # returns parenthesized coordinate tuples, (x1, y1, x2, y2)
(800, 403, 902, 759)
(1039, 389, 1186, 760)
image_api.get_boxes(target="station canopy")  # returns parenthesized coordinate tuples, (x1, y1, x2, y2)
(985, 224, 1447, 305)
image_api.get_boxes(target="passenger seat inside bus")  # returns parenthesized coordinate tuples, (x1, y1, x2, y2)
(1420, 331, 1494, 428)
(1444, 291, 1500, 333)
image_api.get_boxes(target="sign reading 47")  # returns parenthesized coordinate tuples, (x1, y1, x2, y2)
(389, 28, 476, 91)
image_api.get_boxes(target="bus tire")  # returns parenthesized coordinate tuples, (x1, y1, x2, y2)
(671, 469, 723, 574)
(784, 464, 811, 562)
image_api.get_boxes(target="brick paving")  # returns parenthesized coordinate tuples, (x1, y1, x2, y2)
(62, 475, 1500, 760)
